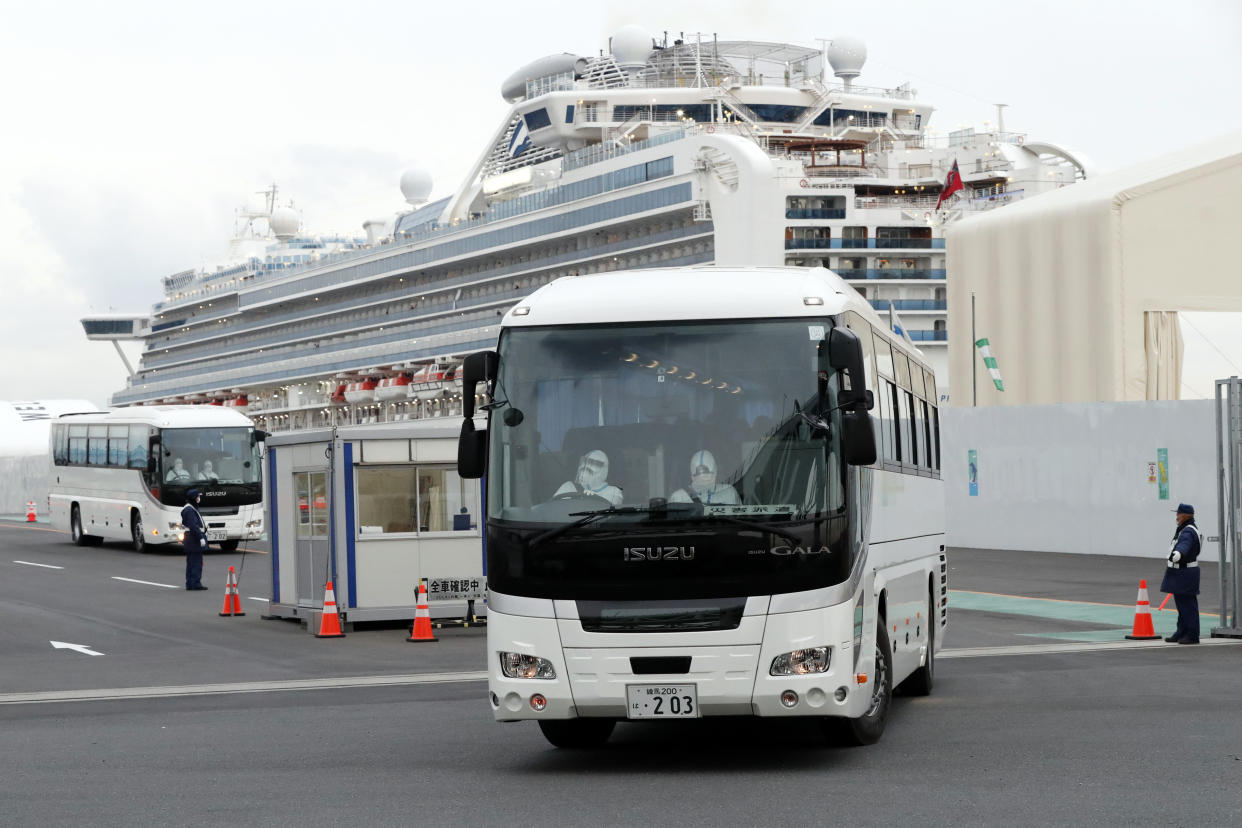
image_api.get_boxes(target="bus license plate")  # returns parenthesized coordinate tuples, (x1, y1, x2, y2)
(207, 531, 228, 541)
(626, 684, 698, 719)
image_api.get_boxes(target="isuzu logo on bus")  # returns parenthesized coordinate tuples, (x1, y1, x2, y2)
(204, 491, 226, 497)
(623, 546, 695, 562)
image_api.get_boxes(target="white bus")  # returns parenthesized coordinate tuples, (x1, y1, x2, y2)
(49, 406, 265, 552)
(457, 266, 945, 748)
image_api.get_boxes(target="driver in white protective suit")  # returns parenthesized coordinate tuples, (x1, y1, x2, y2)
(669, 450, 739, 505)
(554, 449, 623, 507)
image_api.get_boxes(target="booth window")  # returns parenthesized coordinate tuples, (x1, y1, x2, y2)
(356, 465, 474, 534)
(294, 471, 329, 538)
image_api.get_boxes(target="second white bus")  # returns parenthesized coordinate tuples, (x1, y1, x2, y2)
(49, 406, 264, 551)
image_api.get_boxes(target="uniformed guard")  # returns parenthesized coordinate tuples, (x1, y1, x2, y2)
(1160, 503, 1203, 644)
(182, 488, 209, 590)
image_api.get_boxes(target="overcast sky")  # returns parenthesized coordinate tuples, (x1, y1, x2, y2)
(3, 0, 1240, 407)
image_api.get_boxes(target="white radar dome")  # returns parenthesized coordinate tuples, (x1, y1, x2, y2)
(269, 206, 300, 240)
(400, 168, 433, 206)
(610, 25, 654, 68)
(827, 35, 867, 81)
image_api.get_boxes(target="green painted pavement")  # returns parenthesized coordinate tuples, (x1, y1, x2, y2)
(950, 590, 1218, 642)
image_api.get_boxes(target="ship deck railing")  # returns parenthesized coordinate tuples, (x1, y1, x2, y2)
(782, 238, 946, 250)
(142, 224, 710, 357)
(120, 250, 715, 402)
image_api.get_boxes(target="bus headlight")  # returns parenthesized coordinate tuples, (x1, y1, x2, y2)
(770, 646, 832, 676)
(246, 519, 262, 529)
(168, 522, 184, 532)
(499, 652, 556, 679)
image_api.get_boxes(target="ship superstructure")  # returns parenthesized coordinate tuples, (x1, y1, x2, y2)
(86, 27, 1088, 430)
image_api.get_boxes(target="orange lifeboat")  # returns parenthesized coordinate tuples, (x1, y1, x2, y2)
(343, 379, 377, 403)
(375, 374, 411, 401)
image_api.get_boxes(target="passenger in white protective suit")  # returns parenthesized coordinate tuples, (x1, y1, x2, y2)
(670, 450, 739, 505)
(554, 449, 623, 507)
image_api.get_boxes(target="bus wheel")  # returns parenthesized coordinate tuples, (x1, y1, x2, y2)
(826, 616, 892, 746)
(538, 719, 615, 749)
(219, 540, 240, 552)
(131, 511, 147, 553)
(900, 589, 935, 697)
(71, 505, 89, 547)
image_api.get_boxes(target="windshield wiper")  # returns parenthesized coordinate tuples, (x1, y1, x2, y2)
(527, 503, 802, 549)
(526, 504, 694, 550)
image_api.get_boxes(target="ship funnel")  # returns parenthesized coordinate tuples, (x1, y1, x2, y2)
(826, 36, 867, 89)
(362, 218, 388, 245)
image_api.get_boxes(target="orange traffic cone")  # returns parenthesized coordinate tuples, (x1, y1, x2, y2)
(26, 501, 36, 522)
(219, 565, 245, 617)
(407, 581, 438, 643)
(1124, 579, 1161, 640)
(314, 580, 346, 638)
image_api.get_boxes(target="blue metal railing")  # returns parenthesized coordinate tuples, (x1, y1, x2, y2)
(785, 208, 846, 219)
(869, 300, 947, 311)
(785, 238, 946, 250)
(834, 269, 947, 281)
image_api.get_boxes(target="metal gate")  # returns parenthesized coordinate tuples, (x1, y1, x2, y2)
(293, 469, 331, 608)
(1214, 378, 1242, 638)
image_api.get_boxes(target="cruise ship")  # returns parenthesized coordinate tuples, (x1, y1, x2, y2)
(84, 27, 1088, 431)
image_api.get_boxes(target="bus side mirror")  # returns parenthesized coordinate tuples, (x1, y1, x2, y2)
(827, 327, 873, 410)
(827, 327, 877, 466)
(457, 419, 486, 479)
(253, 430, 268, 443)
(840, 408, 877, 466)
(461, 351, 498, 419)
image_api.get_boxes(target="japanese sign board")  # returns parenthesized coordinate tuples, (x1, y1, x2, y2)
(425, 577, 487, 602)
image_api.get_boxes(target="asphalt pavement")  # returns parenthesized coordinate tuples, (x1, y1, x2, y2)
(1, 520, 1239, 826)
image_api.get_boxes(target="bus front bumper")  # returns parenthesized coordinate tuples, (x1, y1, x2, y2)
(487, 608, 867, 721)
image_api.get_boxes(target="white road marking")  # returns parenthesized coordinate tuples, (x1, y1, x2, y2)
(14, 560, 64, 570)
(941, 637, 1240, 659)
(111, 576, 179, 589)
(246, 596, 267, 602)
(0, 670, 489, 705)
(50, 641, 104, 657)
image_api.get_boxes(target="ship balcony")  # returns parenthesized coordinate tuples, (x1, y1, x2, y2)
(783, 238, 944, 250)
(868, 299, 946, 311)
(785, 208, 846, 219)
(837, 268, 946, 280)
(905, 330, 948, 343)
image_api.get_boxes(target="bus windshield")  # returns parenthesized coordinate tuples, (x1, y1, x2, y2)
(485, 318, 855, 600)
(159, 427, 262, 505)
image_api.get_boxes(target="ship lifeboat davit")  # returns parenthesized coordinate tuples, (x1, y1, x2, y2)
(443, 365, 463, 394)
(375, 375, 411, 401)
(343, 379, 377, 403)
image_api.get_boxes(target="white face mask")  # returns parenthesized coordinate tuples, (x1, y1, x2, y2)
(576, 451, 609, 490)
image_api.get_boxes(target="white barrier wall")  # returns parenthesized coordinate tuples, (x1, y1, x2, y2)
(0, 456, 52, 515)
(943, 400, 1219, 561)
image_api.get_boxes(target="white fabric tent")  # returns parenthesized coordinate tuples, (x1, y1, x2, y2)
(946, 131, 1242, 406)
(0, 400, 98, 514)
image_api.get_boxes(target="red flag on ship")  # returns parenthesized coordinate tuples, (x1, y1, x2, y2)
(935, 159, 964, 210)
